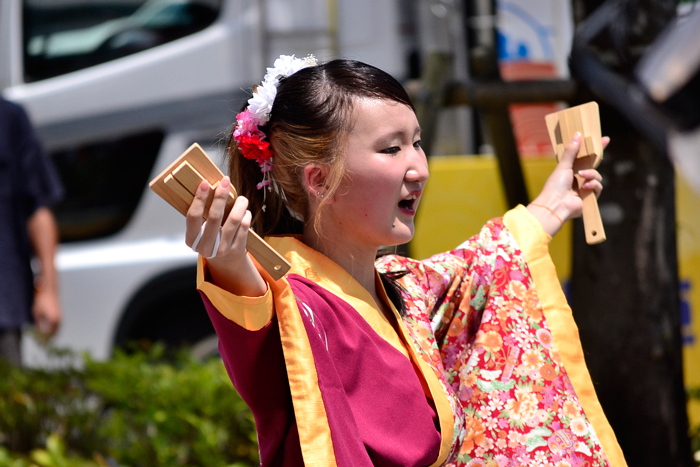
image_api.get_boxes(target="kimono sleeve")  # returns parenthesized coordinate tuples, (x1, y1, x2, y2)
(384, 210, 532, 349)
(196, 256, 274, 330)
(410, 205, 627, 467)
(433, 207, 550, 344)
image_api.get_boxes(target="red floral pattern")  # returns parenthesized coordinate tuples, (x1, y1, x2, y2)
(376, 218, 611, 467)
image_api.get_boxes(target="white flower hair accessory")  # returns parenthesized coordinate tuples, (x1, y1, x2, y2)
(234, 54, 317, 211)
(244, 54, 318, 126)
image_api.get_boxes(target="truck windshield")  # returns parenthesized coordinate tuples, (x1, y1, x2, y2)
(23, 0, 222, 82)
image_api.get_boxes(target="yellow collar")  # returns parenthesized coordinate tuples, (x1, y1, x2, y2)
(267, 236, 409, 357)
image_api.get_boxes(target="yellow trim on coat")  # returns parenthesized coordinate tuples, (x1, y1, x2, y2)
(504, 205, 628, 467)
(257, 256, 338, 467)
(197, 257, 273, 331)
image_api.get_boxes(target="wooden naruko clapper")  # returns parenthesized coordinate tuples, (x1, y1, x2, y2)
(545, 102, 606, 245)
(149, 143, 291, 280)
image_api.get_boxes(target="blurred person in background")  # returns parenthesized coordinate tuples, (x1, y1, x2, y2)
(0, 97, 64, 366)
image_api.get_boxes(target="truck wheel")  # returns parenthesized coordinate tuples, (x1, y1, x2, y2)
(114, 266, 216, 353)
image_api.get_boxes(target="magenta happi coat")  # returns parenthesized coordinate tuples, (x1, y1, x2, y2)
(197, 206, 627, 467)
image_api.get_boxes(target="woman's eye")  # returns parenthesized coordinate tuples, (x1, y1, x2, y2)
(381, 147, 400, 154)
(413, 140, 422, 149)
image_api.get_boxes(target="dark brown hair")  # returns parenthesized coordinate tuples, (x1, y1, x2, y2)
(227, 59, 414, 237)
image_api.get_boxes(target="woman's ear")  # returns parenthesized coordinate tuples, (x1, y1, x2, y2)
(303, 164, 333, 203)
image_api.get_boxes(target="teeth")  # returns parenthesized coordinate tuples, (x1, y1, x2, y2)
(404, 194, 417, 201)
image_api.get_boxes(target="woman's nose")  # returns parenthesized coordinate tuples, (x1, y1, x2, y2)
(405, 150, 429, 184)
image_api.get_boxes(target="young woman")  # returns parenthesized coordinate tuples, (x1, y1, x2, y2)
(185, 56, 626, 467)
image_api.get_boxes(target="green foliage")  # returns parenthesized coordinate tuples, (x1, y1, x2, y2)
(0, 345, 258, 467)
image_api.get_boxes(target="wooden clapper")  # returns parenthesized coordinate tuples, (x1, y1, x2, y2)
(149, 143, 291, 280)
(545, 102, 606, 245)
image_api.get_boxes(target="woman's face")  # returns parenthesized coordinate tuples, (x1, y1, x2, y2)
(324, 97, 429, 250)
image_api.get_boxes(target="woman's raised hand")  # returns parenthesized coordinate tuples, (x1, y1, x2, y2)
(527, 132, 609, 237)
(186, 177, 267, 297)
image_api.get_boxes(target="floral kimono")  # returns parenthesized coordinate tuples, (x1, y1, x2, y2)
(197, 206, 627, 467)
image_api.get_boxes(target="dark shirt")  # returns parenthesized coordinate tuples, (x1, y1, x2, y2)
(0, 98, 63, 329)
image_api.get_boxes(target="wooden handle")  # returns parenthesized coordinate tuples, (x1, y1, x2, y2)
(575, 173, 606, 244)
(150, 143, 291, 279)
(247, 229, 289, 280)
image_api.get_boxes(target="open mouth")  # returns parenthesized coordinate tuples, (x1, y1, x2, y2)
(398, 193, 419, 213)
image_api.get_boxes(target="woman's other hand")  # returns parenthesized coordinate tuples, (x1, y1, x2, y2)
(186, 177, 267, 297)
(527, 132, 609, 237)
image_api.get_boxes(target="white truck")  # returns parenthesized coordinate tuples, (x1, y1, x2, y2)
(1, 0, 407, 362)
(2, 0, 574, 363)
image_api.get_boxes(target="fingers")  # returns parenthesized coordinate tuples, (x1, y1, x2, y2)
(186, 176, 253, 258)
(579, 179, 603, 197)
(557, 132, 582, 169)
(38, 315, 59, 337)
(32, 295, 61, 338)
(558, 134, 609, 180)
(558, 134, 610, 167)
(205, 176, 233, 227)
(187, 177, 233, 256)
(219, 195, 251, 255)
(576, 169, 602, 183)
(577, 169, 604, 197)
(186, 180, 211, 246)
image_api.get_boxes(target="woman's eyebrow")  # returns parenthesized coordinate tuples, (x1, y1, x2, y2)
(376, 127, 421, 146)
(375, 130, 407, 146)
